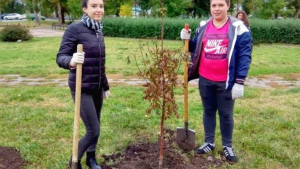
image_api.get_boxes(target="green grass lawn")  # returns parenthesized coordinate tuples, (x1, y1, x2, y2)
(0, 86, 299, 168)
(0, 37, 299, 78)
(0, 37, 299, 168)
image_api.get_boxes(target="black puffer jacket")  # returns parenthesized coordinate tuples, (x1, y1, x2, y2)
(57, 22, 109, 92)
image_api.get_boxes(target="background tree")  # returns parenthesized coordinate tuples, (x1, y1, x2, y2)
(24, 0, 43, 25)
(231, 0, 242, 13)
(242, 0, 251, 14)
(46, 0, 69, 24)
(119, 3, 132, 17)
(67, 0, 82, 21)
(137, 0, 151, 16)
(286, 0, 300, 18)
(253, 0, 285, 19)
(164, 0, 192, 17)
(40, 0, 56, 18)
(271, 0, 286, 18)
(249, 0, 264, 12)
(147, 0, 192, 17)
(0, 0, 25, 14)
(0, 0, 10, 20)
(105, 0, 131, 16)
(189, 0, 210, 18)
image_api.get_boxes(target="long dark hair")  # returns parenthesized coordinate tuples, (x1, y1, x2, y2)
(81, 0, 88, 8)
(82, 0, 105, 8)
(236, 10, 250, 27)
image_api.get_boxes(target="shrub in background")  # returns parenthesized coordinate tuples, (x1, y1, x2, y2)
(102, 17, 300, 44)
(0, 26, 33, 42)
(250, 18, 300, 44)
(102, 17, 203, 40)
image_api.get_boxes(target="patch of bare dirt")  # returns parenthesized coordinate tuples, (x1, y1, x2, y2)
(0, 147, 27, 169)
(101, 129, 224, 169)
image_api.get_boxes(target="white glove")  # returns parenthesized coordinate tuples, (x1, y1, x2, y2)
(104, 90, 110, 99)
(180, 28, 191, 40)
(232, 83, 244, 100)
(70, 52, 84, 67)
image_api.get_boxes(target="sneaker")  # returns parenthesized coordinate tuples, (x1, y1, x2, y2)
(223, 146, 238, 163)
(194, 143, 215, 155)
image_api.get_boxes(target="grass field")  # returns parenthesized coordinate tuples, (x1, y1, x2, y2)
(0, 37, 299, 169)
(0, 37, 299, 78)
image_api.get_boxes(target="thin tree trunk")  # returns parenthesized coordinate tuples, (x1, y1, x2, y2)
(34, 11, 40, 26)
(57, 1, 63, 24)
(160, 1, 164, 50)
(294, 9, 299, 19)
(158, 71, 166, 169)
(236, 0, 240, 13)
(61, 9, 65, 24)
(158, 1, 166, 169)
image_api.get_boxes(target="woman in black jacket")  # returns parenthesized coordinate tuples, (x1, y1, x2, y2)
(56, 0, 109, 168)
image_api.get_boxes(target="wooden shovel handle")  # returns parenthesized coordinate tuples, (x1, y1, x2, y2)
(72, 44, 83, 168)
(184, 24, 189, 123)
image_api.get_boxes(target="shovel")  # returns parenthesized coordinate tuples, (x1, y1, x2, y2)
(71, 44, 83, 169)
(176, 24, 195, 152)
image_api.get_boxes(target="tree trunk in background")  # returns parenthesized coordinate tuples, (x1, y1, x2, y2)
(61, 9, 65, 24)
(294, 9, 299, 19)
(34, 11, 40, 26)
(236, 0, 240, 13)
(57, 1, 63, 24)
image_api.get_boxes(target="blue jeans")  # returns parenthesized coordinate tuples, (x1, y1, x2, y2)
(71, 88, 103, 160)
(199, 76, 235, 147)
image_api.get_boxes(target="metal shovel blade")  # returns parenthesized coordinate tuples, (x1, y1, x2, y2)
(176, 127, 195, 151)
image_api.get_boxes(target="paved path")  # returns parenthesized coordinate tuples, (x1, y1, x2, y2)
(0, 74, 299, 88)
(29, 27, 64, 37)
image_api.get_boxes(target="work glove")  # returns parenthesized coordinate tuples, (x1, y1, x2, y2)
(104, 90, 110, 99)
(70, 52, 85, 67)
(180, 28, 191, 40)
(232, 83, 244, 100)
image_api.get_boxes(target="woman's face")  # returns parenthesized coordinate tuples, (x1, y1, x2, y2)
(83, 0, 104, 21)
(210, 0, 230, 21)
(237, 13, 243, 20)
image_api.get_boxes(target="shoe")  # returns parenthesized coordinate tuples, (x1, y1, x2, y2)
(86, 151, 102, 169)
(68, 158, 82, 169)
(194, 143, 215, 155)
(223, 146, 238, 164)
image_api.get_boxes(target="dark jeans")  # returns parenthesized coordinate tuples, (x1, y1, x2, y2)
(71, 88, 103, 160)
(199, 76, 235, 147)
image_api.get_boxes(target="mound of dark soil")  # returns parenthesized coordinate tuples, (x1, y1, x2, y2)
(0, 146, 27, 169)
(102, 129, 224, 169)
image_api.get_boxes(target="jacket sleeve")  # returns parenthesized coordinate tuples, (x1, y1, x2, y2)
(56, 25, 78, 70)
(235, 31, 252, 80)
(100, 39, 109, 91)
(101, 54, 110, 91)
(189, 29, 199, 53)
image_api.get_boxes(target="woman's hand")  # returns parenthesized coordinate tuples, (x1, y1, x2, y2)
(104, 90, 110, 99)
(70, 52, 85, 67)
(232, 83, 244, 99)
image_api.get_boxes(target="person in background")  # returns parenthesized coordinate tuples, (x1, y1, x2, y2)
(56, 0, 109, 168)
(236, 10, 250, 28)
(180, 0, 252, 164)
